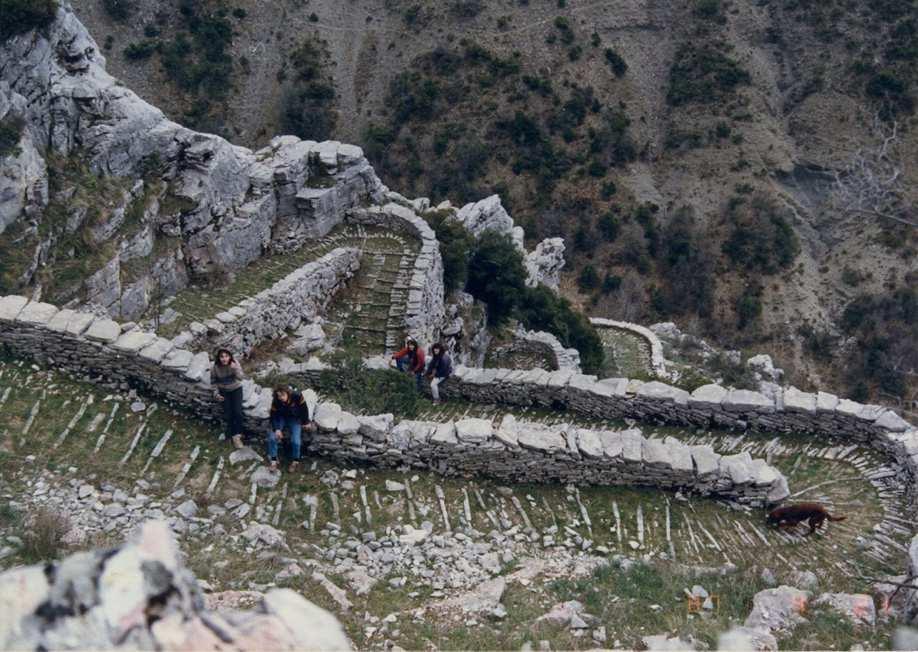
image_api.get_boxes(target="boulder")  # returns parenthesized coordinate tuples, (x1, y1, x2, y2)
(744, 586, 810, 633)
(814, 592, 876, 626)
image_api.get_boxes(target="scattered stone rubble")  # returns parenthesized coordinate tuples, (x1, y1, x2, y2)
(0, 520, 350, 650)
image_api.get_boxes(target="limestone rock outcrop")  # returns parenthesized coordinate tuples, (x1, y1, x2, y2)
(0, 3, 384, 319)
(525, 237, 566, 290)
(0, 520, 350, 651)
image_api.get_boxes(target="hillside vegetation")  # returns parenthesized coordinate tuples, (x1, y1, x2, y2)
(31, 0, 918, 405)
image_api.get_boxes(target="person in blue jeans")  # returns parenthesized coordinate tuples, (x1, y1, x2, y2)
(268, 386, 311, 472)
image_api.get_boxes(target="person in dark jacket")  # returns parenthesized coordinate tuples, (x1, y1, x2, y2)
(210, 348, 245, 449)
(391, 337, 425, 391)
(425, 342, 452, 403)
(268, 386, 312, 471)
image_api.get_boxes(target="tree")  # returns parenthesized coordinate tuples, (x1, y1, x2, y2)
(832, 116, 917, 228)
(467, 231, 527, 325)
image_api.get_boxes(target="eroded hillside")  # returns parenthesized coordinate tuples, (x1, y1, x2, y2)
(7, 0, 918, 406)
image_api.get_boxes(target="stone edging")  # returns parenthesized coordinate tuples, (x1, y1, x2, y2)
(442, 366, 918, 504)
(514, 328, 581, 373)
(591, 317, 669, 378)
(346, 203, 445, 346)
(178, 247, 361, 357)
(0, 294, 785, 507)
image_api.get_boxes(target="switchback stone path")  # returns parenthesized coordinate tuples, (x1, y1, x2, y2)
(598, 326, 655, 380)
(0, 356, 912, 595)
(151, 224, 419, 348)
(323, 230, 420, 355)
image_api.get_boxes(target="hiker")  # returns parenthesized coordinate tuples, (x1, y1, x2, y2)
(268, 385, 313, 472)
(391, 337, 425, 391)
(425, 342, 453, 404)
(210, 348, 245, 449)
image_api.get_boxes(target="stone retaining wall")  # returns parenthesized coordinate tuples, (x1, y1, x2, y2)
(515, 328, 581, 372)
(591, 317, 669, 378)
(181, 247, 360, 357)
(441, 366, 918, 504)
(345, 203, 445, 345)
(0, 294, 786, 506)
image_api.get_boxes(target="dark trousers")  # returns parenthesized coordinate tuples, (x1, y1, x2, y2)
(220, 386, 244, 438)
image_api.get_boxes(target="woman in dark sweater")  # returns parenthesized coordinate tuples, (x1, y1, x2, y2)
(268, 386, 311, 472)
(211, 348, 245, 449)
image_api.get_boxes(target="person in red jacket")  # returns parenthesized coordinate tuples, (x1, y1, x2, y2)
(391, 337, 425, 391)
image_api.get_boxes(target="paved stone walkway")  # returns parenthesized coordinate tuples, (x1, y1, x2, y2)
(598, 326, 655, 379)
(0, 356, 911, 591)
(150, 225, 419, 352)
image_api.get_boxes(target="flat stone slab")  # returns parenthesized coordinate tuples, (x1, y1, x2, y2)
(430, 422, 458, 446)
(112, 331, 157, 353)
(745, 586, 811, 632)
(251, 466, 281, 489)
(689, 384, 727, 407)
(16, 301, 59, 325)
(85, 319, 122, 343)
(229, 447, 263, 465)
(576, 428, 603, 459)
(161, 349, 194, 372)
(139, 338, 174, 363)
(315, 403, 343, 432)
(723, 389, 773, 412)
(816, 391, 839, 412)
(637, 381, 690, 404)
(46, 309, 77, 333)
(517, 428, 566, 453)
(720, 452, 755, 485)
(65, 312, 95, 336)
(783, 386, 816, 412)
(183, 352, 211, 382)
(0, 295, 28, 321)
(691, 445, 721, 478)
(875, 410, 910, 432)
(336, 412, 361, 435)
(455, 418, 493, 444)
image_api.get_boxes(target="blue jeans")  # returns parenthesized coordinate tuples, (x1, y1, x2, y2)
(268, 416, 301, 461)
(396, 357, 423, 390)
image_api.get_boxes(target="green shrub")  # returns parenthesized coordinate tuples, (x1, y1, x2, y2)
(695, 0, 724, 21)
(389, 71, 441, 123)
(722, 195, 799, 274)
(232, 7, 247, 19)
(667, 43, 750, 106)
(123, 40, 158, 60)
(318, 345, 419, 418)
(517, 285, 605, 373)
(424, 210, 474, 294)
(0, 0, 57, 41)
(451, 0, 483, 17)
(578, 264, 600, 290)
(866, 70, 915, 117)
(467, 231, 527, 326)
(601, 274, 621, 293)
(736, 287, 762, 329)
(0, 115, 24, 159)
(600, 181, 617, 199)
(604, 47, 628, 77)
(597, 212, 620, 241)
(102, 0, 133, 22)
(657, 207, 715, 317)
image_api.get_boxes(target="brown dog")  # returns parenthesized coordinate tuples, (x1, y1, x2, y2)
(766, 502, 847, 534)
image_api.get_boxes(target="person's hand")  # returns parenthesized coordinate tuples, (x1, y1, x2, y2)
(214, 391, 223, 402)
(275, 429, 284, 441)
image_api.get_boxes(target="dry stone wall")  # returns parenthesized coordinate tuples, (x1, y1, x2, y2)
(441, 366, 918, 503)
(345, 203, 445, 345)
(0, 294, 786, 506)
(181, 247, 360, 357)
(591, 317, 669, 378)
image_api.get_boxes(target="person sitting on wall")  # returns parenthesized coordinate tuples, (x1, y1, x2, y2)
(268, 385, 314, 472)
(425, 342, 453, 404)
(210, 348, 245, 450)
(391, 337, 425, 391)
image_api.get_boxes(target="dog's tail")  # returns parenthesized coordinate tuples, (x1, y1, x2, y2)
(827, 513, 847, 522)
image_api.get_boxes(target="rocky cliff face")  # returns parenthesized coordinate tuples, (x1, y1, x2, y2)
(0, 519, 350, 650)
(0, 2, 385, 319)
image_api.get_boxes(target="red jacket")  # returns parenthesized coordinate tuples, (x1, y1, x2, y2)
(393, 346, 425, 373)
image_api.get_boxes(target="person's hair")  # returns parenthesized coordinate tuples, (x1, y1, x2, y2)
(431, 342, 444, 354)
(273, 385, 290, 399)
(214, 348, 235, 365)
(406, 338, 417, 348)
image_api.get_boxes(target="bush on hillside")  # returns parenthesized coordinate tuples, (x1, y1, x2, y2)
(424, 210, 474, 294)
(517, 285, 605, 374)
(667, 43, 750, 106)
(1, 0, 57, 41)
(102, 0, 134, 22)
(467, 231, 527, 325)
(722, 195, 799, 274)
(0, 116, 24, 159)
(604, 47, 628, 77)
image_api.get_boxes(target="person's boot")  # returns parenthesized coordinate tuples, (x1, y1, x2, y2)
(232, 434, 244, 449)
